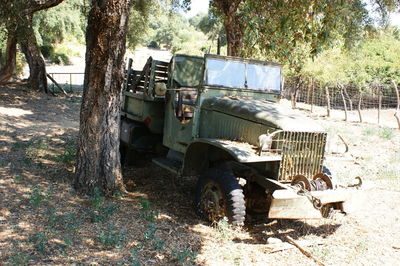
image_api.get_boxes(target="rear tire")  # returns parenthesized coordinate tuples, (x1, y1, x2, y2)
(195, 168, 245, 225)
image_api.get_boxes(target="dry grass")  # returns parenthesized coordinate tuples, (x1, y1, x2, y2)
(1, 84, 400, 265)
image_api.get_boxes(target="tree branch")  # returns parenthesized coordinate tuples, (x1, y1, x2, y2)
(22, 0, 64, 15)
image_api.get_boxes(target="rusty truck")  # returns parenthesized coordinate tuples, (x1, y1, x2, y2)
(120, 54, 347, 225)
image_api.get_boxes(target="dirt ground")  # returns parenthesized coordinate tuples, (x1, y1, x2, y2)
(1, 84, 400, 265)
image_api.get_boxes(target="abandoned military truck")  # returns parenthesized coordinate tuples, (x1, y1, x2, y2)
(120, 54, 346, 225)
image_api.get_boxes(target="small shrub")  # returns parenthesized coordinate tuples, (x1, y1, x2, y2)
(150, 237, 165, 251)
(13, 175, 23, 182)
(128, 248, 142, 266)
(143, 223, 157, 242)
(379, 127, 395, 140)
(215, 217, 234, 240)
(362, 127, 378, 136)
(28, 231, 48, 253)
(11, 141, 30, 151)
(139, 197, 158, 222)
(40, 45, 55, 58)
(147, 40, 159, 49)
(7, 251, 31, 266)
(29, 186, 50, 207)
(172, 248, 197, 265)
(97, 223, 127, 249)
(86, 188, 119, 223)
(49, 140, 76, 164)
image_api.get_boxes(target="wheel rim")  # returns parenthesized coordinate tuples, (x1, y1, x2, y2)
(200, 181, 226, 222)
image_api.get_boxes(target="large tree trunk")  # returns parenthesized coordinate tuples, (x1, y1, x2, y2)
(74, 0, 131, 195)
(0, 32, 17, 83)
(224, 13, 244, 56)
(19, 15, 48, 93)
(212, 0, 244, 56)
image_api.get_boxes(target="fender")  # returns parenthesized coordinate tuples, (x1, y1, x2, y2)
(182, 138, 281, 176)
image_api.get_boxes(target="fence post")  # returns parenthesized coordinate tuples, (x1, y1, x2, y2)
(343, 86, 352, 111)
(311, 79, 314, 113)
(378, 85, 382, 125)
(357, 91, 363, 123)
(392, 80, 400, 130)
(325, 86, 331, 117)
(340, 84, 348, 121)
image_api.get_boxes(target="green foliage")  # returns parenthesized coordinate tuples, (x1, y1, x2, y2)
(172, 248, 198, 265)
(86, 188, 120, 223)
(139, 197, 158, 222)
(379, 127, 395, 140)
(29, 186, 50, 207)
(49, 139, 76, 164)
(302, 29, 400, 90)
(7, 251, 31, 266)
(33, 0, 86, 44)
(97, 222, 127, 249)
(363, 126, 379, 136)
(128, 2, 211, 55)
(28, 231, 48, 253)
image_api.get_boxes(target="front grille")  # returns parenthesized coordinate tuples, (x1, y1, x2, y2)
(269, 131, 327, 182)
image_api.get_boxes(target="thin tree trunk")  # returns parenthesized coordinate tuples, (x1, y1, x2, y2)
(18, 15, 48, 93)
(325, 86, 331, 117)
(393, 80, 400, 130)
(357, 91, 363, 123)
(378, 85, 382, 125)
(340, 85, 348, 121)
(0, 33, 17, 83)
(75, 0, 131, 195)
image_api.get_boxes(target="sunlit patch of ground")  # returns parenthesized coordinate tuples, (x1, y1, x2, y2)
(1, 84, 400, 265)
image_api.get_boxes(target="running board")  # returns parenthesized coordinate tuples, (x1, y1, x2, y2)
(152, 157, 182, 174)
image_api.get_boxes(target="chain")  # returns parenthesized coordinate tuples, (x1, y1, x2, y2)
(291, 184, 323, 210)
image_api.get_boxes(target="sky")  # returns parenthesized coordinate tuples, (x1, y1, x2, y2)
(182, 0, 400, 28)
(181, 0, 209, 18)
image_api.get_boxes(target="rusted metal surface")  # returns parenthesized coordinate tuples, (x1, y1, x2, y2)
(262, 131, 327, 182)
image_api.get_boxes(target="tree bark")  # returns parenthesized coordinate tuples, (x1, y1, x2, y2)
(18, 15, 48, 93)
(0, 33, 17, 83)
(212, 0, 244, 56)
(224, 13, 244, 56)
(75, 0, 131, 195)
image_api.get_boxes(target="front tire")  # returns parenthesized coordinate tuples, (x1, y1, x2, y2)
(195, 168, 245, 225)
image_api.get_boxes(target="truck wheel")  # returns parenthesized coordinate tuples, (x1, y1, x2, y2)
(195, 168, 245, 226)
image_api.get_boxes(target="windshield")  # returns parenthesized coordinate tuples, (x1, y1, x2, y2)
(205, 58, 281, 92)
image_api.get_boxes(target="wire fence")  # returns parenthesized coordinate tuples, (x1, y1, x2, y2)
(282, 83, 400, 129)
(47, 72, 85, 92)
(282, 84, 399, 110)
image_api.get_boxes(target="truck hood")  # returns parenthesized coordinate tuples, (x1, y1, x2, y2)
(201, 97, 324, 132)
